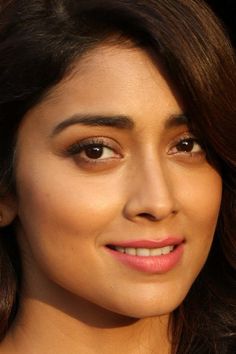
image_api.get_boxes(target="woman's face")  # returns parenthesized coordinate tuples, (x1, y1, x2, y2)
(13, 45, 222, 319)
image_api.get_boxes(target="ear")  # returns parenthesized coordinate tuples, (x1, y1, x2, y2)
(0, 194, 17, 227)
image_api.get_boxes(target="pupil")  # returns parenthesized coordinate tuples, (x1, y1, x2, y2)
(85, 145, 103, 159)
(179, 139, 194, 152)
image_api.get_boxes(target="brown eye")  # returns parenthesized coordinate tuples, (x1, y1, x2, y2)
(176, 139, 195, 152)
(84, 144, 104, 159)
(169, 137, 203, 156)
(65, 138, 120, 163)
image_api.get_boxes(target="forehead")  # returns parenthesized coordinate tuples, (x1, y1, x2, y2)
(21, 44, 182, 135)
(43, 44, 180, 108)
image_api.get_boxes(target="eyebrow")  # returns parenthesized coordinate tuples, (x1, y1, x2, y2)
(164, 113, 189, 129)
(50, 114, 134, 137)
(50, 113, 188, 137)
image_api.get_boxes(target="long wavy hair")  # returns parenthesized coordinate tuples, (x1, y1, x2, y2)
(0, 1, 235, 353)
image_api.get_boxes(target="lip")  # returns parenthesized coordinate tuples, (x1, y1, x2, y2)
(107, 237, 183, 249)
(105, 237, 184, 274)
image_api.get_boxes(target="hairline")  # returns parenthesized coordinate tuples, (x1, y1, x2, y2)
(34, 35, 141, 107)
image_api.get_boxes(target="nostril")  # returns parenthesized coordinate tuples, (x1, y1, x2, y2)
(138, 213, 158, 221)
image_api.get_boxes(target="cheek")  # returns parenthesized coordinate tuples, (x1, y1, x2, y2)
(173, 164, 222, 275)
(174, 164, 222, 227)
(15, 163, 125, 295)
(16, 162, 124, 243)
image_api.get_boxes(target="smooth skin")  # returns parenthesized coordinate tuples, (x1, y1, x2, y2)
(0, 44, 222, 354)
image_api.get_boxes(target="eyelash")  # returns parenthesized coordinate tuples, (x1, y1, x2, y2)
(65, 137, 121, 163)
(64, 134, 204, 165)
(169, 135, 203, 156)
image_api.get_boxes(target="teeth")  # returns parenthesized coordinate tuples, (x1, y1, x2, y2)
(136, 248, 150, 256)
(114, 245, 174, 256)
(162, 246, 173, 255)
(125, 248, 136, 256)
(116, 246, 125, 253)
(150, 248, 162, 256)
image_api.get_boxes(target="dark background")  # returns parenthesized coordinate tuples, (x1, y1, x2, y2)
(205, 0, 235, 47)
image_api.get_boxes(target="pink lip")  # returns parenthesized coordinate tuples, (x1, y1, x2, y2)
(108, 237, 183, 249)
(105, 237, 184, 274)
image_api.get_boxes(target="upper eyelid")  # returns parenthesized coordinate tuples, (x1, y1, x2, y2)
(167, 133, 203, 149)
(72, 136, 120, 146)
(175, 136, 201, 145)
(65, 136, 121, 156)
(63, 131, 202, 153)
(171, 132, 201, 144)
(69, 136, 111, 146)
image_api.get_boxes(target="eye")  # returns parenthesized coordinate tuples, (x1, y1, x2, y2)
(169, 137, 203, 155)
(65, 137, 121, 163)
(79, 144, 116, 160)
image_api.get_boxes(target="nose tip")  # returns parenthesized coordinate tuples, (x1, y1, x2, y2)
(123, 166, 177, 223)
(124, 197, 176, 223)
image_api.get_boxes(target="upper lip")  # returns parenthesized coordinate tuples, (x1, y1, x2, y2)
(107, 237, 184, 249)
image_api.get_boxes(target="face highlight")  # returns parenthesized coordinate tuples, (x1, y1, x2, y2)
(13, 45, 222, 321)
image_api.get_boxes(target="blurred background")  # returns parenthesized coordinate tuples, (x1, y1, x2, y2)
(205, 0, 235, 48)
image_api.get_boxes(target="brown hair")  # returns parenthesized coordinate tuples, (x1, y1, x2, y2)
(0, 1, 235, 352)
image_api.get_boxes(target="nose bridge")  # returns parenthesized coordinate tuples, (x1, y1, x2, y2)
(123, 153, 176, 221)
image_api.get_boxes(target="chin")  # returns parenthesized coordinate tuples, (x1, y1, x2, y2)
(103, 294, 184, 320)
(115, 305, 176, 319)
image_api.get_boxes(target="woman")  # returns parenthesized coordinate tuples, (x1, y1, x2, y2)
(0, 0, 235, 353)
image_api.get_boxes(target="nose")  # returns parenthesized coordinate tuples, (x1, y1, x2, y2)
(123, 159, 178, 222)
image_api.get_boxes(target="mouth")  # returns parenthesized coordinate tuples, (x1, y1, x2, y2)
(106, 244, 175, 256)
(105, 238, 184, 274)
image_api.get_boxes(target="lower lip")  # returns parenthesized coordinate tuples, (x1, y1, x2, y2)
(106, 243, 184, 274)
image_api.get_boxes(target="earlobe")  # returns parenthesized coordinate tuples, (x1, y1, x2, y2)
(0, 195, 17, 227)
